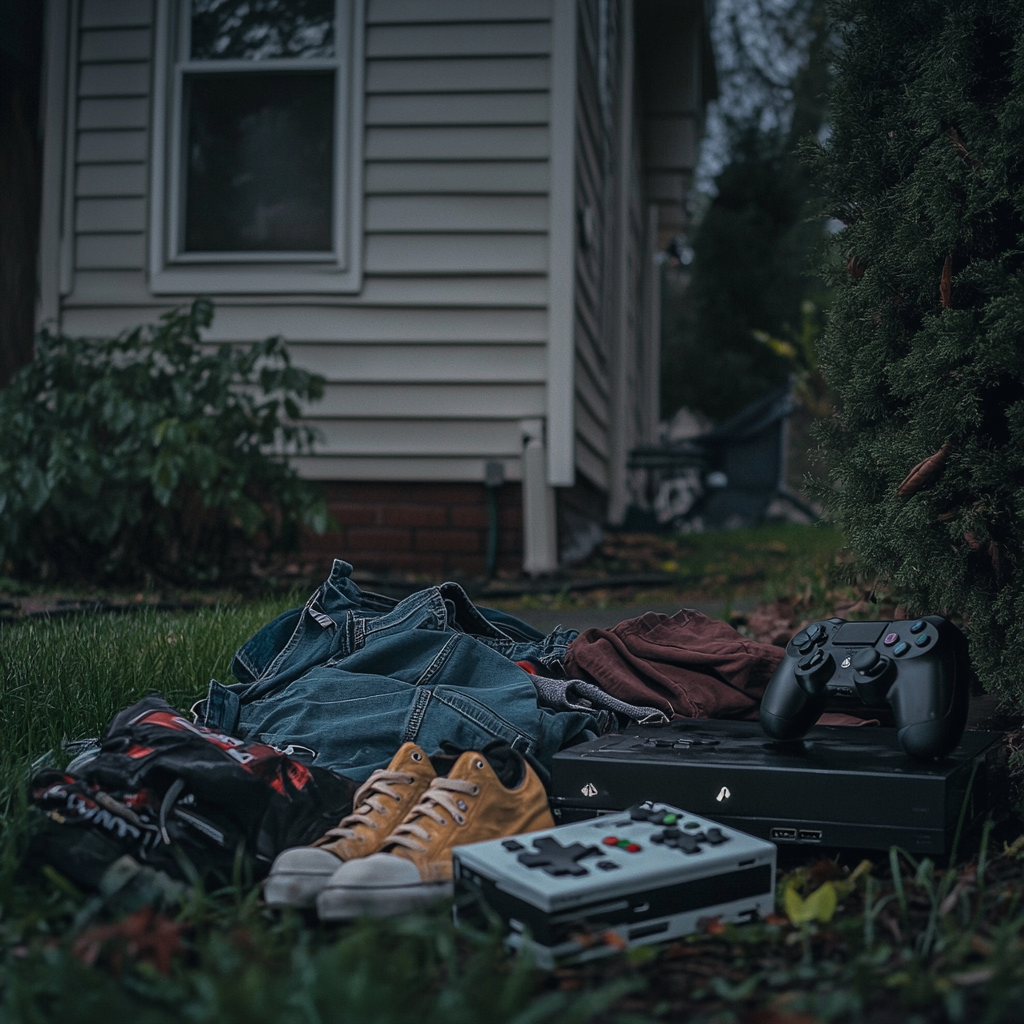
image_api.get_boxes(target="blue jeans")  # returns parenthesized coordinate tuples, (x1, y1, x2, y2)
(201, 560, 599, 782)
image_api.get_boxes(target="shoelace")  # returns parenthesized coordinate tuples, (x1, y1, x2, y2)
(386, 777, 479, 853)
(317, 769, 417, 843)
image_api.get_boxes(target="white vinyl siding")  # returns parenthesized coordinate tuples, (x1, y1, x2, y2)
(60, 0, 555, 485)
(570, 0, 614, 491)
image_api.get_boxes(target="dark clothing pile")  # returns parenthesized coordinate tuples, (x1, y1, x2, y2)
(30, 559, 869, 892)
(30, 693, 356, 890)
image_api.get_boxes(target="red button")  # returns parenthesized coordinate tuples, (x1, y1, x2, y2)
(602, 836, 619, 846)
(625, 843, 641, 853)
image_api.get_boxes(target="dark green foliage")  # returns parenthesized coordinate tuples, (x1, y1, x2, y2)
(663, 134, 816, 421)
(813, 0, 1024, 705)
(661, 1, 833, 423)
(0, 299, 329, 583)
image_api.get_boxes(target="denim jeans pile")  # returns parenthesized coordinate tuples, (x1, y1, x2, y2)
(198, 560, 603, 782)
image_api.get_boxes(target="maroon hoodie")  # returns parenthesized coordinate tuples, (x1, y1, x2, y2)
(563, 608, 784, 721)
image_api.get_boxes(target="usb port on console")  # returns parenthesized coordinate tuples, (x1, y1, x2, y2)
(798, 830, 822, 842)
(770, 827, 797, 840)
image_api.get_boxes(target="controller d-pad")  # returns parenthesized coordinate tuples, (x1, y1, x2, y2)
(652, 828, 702, 853)
(674, 833, 701, 854)
(517, 836, 601, 876)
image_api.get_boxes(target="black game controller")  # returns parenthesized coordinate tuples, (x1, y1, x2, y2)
(759, 617, 970, 760)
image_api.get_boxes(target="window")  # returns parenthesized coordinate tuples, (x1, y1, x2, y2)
(149, 0, 364, 293)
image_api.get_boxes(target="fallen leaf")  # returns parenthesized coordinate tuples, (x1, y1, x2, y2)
(847, 255, 866, 279)
(699, 915, 727, 935)
(940, 255, 953, 309)
(897, 443, 952, 497)
(949, 128, 981, 170)
(964, 531, 983, 551)
(1003, 834, 1024, 858)
(72, 905, 185, 976)
(784, 881, 838, 924)
(601, 929, 627, 951)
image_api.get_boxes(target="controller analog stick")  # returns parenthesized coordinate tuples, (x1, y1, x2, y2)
(795, 648, 835, 693)
(852, 649, 887, 677)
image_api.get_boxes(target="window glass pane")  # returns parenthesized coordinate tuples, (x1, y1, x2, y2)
(191, 0, 334, 60)
(183, 72, 334, 252)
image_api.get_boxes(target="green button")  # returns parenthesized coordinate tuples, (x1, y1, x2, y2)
(617, 839, 630, 848)
(684, 821, 701, 830)
(662, 814, 678, 825)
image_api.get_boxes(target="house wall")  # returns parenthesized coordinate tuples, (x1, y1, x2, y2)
(48, 0, 559, 501)
(38, 0, 697, 574)
(570, 0, 656, 522)
(571, 0, 614, 495)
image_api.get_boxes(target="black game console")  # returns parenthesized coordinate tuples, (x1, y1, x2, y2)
(549, 719, 999, 855)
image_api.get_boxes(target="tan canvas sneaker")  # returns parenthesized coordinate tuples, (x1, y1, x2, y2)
(316, 747, 553, 919)
(264, 742, 436, 907)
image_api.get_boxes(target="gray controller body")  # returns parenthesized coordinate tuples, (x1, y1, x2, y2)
(453, 802, 776, 967)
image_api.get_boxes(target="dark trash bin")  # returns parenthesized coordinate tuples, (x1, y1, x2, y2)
(628, 384, 818, 531)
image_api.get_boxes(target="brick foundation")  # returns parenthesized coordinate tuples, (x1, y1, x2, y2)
(301, 481, 524, 577)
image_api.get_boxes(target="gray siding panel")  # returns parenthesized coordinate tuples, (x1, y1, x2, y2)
(365, 233, 547, 274)
(314, 383, 545, 418)
(78, 129, 147, 162)
(75, 196, 146, 232)
(76, 162, 147, 196)
(67, 269, 153, 303)
(365, 125, 548, 160)
(75, 233, 146, 270)
(368, 0, 552, 23)
(78, 97, 149, 129)
(367, 23, 550, 58)
(204, 305, 548, 343)
(287, 343, 546, 382)
(366, 92, 547, 126)
(365, 161, 547, 194)
(314, 419, 524, 457)
(292, 455, 523, 482)
(79, 62, 150, 96)
(365, 195, 547, 232)
(79, 29, 152, 62)
(80, 0, 153, 29)
(366, 57, 549, 93)
(353, 275, 546, 305)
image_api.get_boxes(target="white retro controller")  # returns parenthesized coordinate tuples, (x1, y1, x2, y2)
(453, 801, 776, 966)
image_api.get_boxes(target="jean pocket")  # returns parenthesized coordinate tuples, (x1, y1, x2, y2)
(423, 686, 535, 754)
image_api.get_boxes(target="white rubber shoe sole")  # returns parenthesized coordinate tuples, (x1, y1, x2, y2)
(316, 853, 453, 919)
(264, 847, 344, 908)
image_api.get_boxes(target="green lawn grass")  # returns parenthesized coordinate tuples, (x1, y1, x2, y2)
(0, 528, 1022, 1022)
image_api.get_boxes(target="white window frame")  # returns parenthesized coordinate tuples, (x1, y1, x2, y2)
(148, 0, 364, 294)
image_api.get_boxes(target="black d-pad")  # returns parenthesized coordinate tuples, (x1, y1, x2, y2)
(516, 836, 601, 876)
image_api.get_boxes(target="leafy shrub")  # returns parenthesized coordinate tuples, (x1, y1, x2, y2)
(0, 299, 330, 583)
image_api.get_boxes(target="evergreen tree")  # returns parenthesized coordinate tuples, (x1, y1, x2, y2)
(814, 0, 1024, 705)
